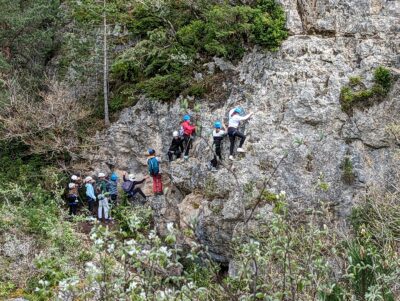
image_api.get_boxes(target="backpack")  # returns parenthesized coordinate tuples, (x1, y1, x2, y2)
(122, 181, 133, 194)
(96, 180, 109, 195)
(148, 157, 160, 176)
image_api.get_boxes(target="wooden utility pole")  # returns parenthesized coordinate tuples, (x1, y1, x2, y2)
(103, 0, 110, 127)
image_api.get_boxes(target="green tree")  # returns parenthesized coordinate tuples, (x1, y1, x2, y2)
(0, 0, 60, 91)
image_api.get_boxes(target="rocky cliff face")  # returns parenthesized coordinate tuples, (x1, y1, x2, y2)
(86, 0, 400, 264)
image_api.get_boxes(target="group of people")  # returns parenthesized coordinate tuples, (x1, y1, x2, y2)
(65, 106, 253, 218)
(66, 148, 163, 219)
(168, 107, 254, 170)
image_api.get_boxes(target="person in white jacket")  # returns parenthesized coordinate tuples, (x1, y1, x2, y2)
(227, 107, 254, 160)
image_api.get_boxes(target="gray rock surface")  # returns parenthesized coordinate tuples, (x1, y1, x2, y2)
(86, 0, 400, 264)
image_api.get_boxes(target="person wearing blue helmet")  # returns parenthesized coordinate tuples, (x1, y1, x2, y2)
(180, 114, 196, 159)
(210, 120, 227, 170)
(147, 148, 163, 195)
(109, 172, 119, 204)
(228, 107, 254, 160)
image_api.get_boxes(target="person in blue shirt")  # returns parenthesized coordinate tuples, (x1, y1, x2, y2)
(84, 176, 96, 216)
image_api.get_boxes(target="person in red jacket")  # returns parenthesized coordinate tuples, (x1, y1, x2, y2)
(181, 114, 196, 159)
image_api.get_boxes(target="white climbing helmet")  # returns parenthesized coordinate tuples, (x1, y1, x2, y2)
(98, 172, 106, 178)
(68, 183, 76, 189)
(71, 175, 78, 181)
(84, 176, 93, 183)
(128, 174, 135, 181)
(173, 131, 179, 137)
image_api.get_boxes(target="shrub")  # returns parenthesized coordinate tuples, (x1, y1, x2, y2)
(136, 74, 188, 101)
(108, 0, 287, 102)
(374, 66, 392, 92)
(340, 67, 393, 113)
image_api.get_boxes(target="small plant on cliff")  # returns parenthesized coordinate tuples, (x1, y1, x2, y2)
(342, 156, 355, 184)
(340, 67, 393, 114)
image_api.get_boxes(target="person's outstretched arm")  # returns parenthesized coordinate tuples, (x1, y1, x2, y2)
(238, 112, 254, 121)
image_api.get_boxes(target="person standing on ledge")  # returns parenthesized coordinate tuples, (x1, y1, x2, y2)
(147, 148, 163, 195)
(227, 107, 254, 161)
(168, 131, 184, 161)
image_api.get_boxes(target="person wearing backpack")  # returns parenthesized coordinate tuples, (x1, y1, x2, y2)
(122, 172, 148, 200)
(181, 115, 196, 159)
(147, 148, 163, 195)
(210, 121, 227, 171)
(228, 107, 254, 160)
(84, 176, 96, 216)
(67, 182, 79, 216)
(96, 172, 111, 222)
(109, 173, 119, 204)
(97, 172, 109, 195)
(168, 131, 184, 162)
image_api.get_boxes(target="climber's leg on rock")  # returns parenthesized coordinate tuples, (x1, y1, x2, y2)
(228, 127, 236, 156)
(131, 188, 147, 199)
(235, 130, 246, 152)
(168, 151, 173, 162)
(183, 135, 192, 157)
(215, 143, 222, 161)
(152, 174, 163, 195)
(175, 150, 182, 160)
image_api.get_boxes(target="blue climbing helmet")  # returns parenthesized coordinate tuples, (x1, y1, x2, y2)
(214, 121, 222, 129)
(183, 114, 190, 121)
(234, 107, 242, 114)
(148, 148, 156, 155)
(110, 173, 118, 181)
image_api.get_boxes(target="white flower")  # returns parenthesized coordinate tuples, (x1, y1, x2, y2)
(85, 262, 100, 274)
(107, 243, 115, 253)
(166, 222, 174, 233)
(126, 280, 137, 293)
(94, 238, 104, 246)
(127, 246, 139, 256)
(159, 246, 172, 258)
(125, 239, 135, 246)
(90, 232, 97, 240)
(148, 230, 157, 240)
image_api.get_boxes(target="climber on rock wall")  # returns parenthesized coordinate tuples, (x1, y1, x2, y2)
(210, 121, 227, 171)
(227, 107, 254, 160)
(180, 114, 196, 160)
(168, 131, 184, 161)
(147, 148, 163, 195)
(122, 172, 148, 201)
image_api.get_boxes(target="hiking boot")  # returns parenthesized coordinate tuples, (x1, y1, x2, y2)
(237, 148, 245, 153)
(184, 155, 189, 161)
(229, 155, 234, 161)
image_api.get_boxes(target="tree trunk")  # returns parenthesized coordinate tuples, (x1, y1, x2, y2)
(103, 0, 110, 127)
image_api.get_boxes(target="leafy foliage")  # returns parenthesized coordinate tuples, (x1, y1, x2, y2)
(340, 67, 393, 113)
(0, 0, 60, 91)
(68, 0, 287, 103)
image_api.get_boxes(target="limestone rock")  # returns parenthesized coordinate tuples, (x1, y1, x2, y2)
(86, 0, 400, 265)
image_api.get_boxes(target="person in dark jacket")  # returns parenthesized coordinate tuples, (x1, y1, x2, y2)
(122, 172, 148, 200)
(168, 131, 184, 161)
(210, 121, 227, 170)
